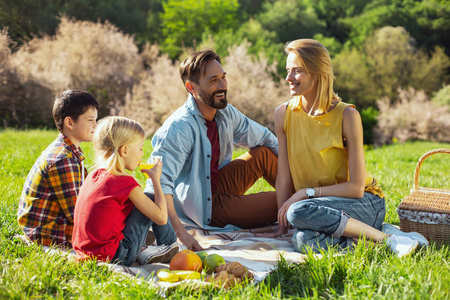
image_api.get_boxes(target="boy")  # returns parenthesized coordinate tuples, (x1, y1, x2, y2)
(18, 90, 99, 247)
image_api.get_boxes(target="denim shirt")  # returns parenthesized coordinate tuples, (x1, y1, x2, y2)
(144, 95, 278, 231)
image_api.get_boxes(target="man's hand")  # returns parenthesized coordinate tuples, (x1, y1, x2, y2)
(178, 232, 203, 251)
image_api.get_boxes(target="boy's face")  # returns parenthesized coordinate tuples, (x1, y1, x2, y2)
(66, 107, 98, 147)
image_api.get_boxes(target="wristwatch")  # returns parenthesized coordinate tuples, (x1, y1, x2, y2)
(306, 187, 316, 198)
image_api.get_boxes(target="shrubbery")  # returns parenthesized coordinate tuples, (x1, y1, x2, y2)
(375, 88, 450, 145)
(1, 18, 449, 145)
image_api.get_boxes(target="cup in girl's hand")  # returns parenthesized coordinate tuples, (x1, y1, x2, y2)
(140, 155, 162, 178)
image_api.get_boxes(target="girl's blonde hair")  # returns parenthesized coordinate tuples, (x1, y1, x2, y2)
(93, 116, 145, 175)
(284, 39, 341, 114)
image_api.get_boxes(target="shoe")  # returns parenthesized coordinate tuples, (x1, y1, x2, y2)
(381, 223, 429, 247)
(385, 235, 419, 258)
(137, 243, 179, 264)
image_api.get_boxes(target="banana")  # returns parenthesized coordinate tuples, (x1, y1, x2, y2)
(156, 269, 201, 282)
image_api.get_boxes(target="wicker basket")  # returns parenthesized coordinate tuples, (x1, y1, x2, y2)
(397, 148, 450, 245)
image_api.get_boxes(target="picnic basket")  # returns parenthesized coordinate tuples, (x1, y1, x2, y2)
(397, 148, 450, 245)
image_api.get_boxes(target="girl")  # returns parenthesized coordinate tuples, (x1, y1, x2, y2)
(73, 116, 179, 266)
(260, 39, 427, 257)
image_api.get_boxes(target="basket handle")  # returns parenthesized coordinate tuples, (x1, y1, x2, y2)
(413, 148, 450, 190)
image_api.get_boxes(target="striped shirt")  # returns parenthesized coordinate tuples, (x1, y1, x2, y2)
(17, 133, 87, 247)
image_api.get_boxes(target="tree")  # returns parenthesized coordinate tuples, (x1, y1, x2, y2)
(256, 0, 326, 44)
(160, 0, 241, 58)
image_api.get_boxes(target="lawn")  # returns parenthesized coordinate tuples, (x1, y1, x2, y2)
(1, 129, 449, 299)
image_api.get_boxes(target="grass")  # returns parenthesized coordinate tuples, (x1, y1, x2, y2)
(1, 129, 449, 299)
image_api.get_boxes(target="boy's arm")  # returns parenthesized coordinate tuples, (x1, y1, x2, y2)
(47, 158, 82, 223)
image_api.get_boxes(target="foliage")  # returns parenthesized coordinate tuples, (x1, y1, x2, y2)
(1, 130, 450, 298)
(9, 17, 144, 119)
(431, 84, 450, 109)
(223, 43, 287, 133)
(256, 0, 326, 44)
(334, 26, 450, 110)
(375, 88, 450, 145)
(160, 0, 241, 58)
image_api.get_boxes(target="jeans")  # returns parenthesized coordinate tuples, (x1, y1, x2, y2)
(111, 193, 177, 266)
(287, 192, 386, 253)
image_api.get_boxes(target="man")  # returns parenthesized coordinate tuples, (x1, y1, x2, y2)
(144, 50, 278, 250)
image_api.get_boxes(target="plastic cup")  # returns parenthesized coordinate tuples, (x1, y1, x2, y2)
(139, 155, 162, 178)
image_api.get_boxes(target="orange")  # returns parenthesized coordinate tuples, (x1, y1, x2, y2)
(169, 249, 202, 272)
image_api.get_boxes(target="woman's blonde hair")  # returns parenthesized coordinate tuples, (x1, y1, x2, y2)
(93, 116, 145, 175)
(284, 39, 340, 114)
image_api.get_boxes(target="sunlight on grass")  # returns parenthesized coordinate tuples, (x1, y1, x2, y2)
(1, 129, 449, 299)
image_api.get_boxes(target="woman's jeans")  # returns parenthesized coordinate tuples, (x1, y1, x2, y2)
(111, 193, 177, 266)
(287, 192, 385, 253)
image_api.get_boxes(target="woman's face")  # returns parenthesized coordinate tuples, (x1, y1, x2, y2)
(285, 52, 317, 100)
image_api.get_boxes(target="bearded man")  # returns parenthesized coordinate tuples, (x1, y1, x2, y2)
(144, 49, 278, 250)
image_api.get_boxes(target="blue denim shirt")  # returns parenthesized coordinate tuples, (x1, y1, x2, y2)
(144, 95, 278, 231)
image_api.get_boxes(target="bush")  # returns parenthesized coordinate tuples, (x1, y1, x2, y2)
(0, 29, 53, 128)
(10, 16, 144, 118)
(223, 42, 287, 132)
(431, 85, 450, 110)
(375, 88, 450, 145)
(120, 51, 187, 136)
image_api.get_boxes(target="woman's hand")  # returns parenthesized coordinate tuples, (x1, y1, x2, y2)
(278, 189, 307, 227)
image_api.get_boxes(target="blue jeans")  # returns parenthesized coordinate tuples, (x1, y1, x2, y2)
(287, 192, 385, 253)
(112, 193, 177, 266)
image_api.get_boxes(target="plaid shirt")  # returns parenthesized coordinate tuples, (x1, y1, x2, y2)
(18, 133, 87, 247)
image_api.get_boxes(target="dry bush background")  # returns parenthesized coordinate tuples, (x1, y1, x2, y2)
(1, 19, 449, 144)
(375, 88, 450, 145)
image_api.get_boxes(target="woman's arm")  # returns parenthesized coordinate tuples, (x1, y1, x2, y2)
(283, 106, 366, 207)
(257, 102, 293, 237)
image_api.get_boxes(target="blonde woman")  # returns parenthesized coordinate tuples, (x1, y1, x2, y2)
(72, 116, 179, 266)
(260, 39, 428, 257)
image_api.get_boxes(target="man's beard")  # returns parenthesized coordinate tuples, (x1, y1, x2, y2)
(199, 89, 228, 109)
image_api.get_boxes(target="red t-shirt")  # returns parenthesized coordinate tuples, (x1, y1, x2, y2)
(72, 168, 139, 262)
(205, 118, 220, 194)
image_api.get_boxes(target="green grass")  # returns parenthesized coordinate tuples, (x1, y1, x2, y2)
(1, 129, 449, 299)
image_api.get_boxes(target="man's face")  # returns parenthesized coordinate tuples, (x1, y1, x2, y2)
(191, 59, 228, 109)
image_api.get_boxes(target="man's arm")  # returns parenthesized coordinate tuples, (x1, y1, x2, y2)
(229, 105, 278, 155)
(165, 194, 203, 251)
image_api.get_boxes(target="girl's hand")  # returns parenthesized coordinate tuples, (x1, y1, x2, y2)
(141, 159, 162, 181)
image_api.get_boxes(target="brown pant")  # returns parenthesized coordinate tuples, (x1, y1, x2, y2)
(210, 146, 278, 229)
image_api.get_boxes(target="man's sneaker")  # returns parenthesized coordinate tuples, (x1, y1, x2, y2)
(381, 223, 429, 247)
(385, 235, 419, 258)
(137, 243, 179, 264)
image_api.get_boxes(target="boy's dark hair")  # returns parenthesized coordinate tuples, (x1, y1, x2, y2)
(179, 49, 221, 86)
(52, 90, 99, 132)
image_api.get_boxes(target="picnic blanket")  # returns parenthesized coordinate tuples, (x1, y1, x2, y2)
(109, 225, 307, 285)
(18, 225, 307, 293)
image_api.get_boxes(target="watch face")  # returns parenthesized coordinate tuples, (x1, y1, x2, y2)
(306, 188, 315, 197)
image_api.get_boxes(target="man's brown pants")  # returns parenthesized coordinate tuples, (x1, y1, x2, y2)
(210, 146, 278, 229)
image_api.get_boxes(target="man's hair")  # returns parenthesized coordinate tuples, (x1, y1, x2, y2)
(179, 49, 221, 85)
(52, 90, 100, 132)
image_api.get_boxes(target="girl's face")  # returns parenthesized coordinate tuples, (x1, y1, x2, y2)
(122, 138, 144, 171)
(286, 52, 317, 100)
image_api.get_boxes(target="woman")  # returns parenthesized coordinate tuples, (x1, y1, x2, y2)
(260, 39, 427, 257)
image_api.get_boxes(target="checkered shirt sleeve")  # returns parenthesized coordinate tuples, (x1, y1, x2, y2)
(18, 135, 85, 246)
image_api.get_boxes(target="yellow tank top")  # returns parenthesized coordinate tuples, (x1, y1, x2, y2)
(284, 100, 384, 198)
